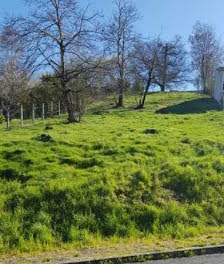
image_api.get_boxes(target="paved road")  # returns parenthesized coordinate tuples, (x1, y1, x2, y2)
(127, 253, 224, 264)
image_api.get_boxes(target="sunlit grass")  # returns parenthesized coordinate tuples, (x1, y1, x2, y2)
(0, 92, 224, 254)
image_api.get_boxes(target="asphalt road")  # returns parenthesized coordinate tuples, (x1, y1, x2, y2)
(127, 254, 224, 264)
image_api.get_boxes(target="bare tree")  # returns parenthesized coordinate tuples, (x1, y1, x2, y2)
(99, 56, 128, 104)
(189, 21, 224, 95)
(103, 0, 139, 107)
(5, 0, 101, 123)
(0, 58, 29, 129)
(131, 39, 159, 109)
(155, 36, 189, 92)
(0, 30, 29, 128)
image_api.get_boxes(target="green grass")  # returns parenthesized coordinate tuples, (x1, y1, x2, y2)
(0, 92, 224, 254)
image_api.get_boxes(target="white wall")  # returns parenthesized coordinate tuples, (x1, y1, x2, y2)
(214, 69, 224, 105)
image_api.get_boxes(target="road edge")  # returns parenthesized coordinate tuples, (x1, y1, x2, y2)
(65, 244, 224, 264)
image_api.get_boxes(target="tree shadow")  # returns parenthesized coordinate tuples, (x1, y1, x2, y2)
(156, 98, 220, 115)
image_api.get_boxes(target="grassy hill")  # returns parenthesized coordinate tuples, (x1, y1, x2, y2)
(0, 92, 224, 254)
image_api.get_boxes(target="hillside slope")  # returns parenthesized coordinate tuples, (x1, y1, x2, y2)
(0, 92, 224, 253)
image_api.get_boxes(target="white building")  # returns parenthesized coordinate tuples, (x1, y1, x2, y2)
(214, 67, 224, 106)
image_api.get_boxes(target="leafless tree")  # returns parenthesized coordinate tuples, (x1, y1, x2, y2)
(0, 30, 29, 128)
(155, 36, 189, 92)
(99, 56, 128, 103)
(131, 39, 159, 109)
(103, 0, 139, 107)
(189, 21, 224, 95)
(5, 0, 102, 123)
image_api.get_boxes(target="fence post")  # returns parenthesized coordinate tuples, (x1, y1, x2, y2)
(6, 111, 10, 129)
(20, 105, 24, 127)
(32, 103, 35, 122)
(58, 101, 61, 116)
(42, 103, 45, 120)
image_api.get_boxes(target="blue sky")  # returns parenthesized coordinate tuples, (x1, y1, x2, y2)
(1, 0, 224, 44)
(1, 0, 224, 90)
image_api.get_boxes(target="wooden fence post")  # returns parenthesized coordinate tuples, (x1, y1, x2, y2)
(20, 105, 24, 127)
(6, 111, 10, 129)
(42, 103, 45, 120)
(58, 101, 61, 116)
(32, 103, 35, 122)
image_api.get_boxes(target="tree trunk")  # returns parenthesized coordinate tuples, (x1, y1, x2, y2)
(139, 90, 148, 109)
(117, 93, 123, 107)
(137, 80, 151, 109)
(65, 90, 84, 123)
(117, 79, 124, 107)
(66, 92, 76, 123)
(160, 85, 165, 92)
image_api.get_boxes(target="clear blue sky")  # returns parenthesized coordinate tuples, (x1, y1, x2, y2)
(1, 0, 224, 44)
(1, 0, 223, 90)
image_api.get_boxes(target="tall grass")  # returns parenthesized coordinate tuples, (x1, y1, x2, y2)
(0, 92, 224, 253)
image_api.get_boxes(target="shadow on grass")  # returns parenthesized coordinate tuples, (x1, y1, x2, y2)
(156, 98, 220, 115)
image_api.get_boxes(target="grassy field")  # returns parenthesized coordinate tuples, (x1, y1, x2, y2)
(0, 92, 224, 255)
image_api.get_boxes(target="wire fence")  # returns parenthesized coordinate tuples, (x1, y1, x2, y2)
(3, 101, 67, 129)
